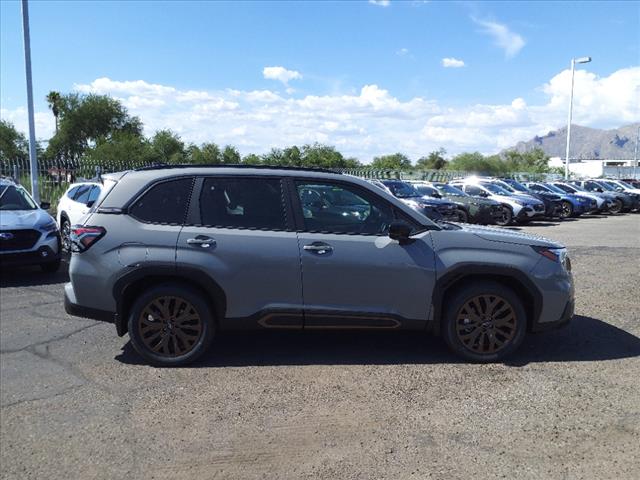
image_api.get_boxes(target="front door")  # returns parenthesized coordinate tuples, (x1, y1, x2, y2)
(293, 179, 436, 329)
(176, 176, 303, 328)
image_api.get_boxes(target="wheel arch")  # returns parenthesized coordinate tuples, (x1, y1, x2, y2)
(112, 264, 227, 336)
(431, 264, 542, 336)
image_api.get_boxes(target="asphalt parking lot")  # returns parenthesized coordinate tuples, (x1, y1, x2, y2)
(1, 214, 639, 480)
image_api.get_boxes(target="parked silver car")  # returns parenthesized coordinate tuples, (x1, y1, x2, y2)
(0, 178, 61, 272)
(64, 166, 575, 366)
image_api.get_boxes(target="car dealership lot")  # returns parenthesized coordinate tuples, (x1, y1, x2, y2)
(1, 214, 639, 479)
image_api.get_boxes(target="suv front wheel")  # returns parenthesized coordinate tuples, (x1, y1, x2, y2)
(442, 281, 526, 362)
(128, 284, 215, 366)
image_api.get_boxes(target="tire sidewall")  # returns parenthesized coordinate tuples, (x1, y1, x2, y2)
(560, 200, 573, 218)
(128, 284, 215, 366)
(496, 206, 513, 226)
(442, 282, 527, 362)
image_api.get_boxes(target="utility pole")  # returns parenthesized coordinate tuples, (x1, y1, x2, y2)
(634, 125, 639, 180)
(564, 56, 591, 180)
(21, 0, 39, 203)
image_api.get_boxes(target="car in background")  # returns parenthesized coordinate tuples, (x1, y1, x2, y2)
(549, 182, 613, 213)
(412, 182, 505, 225)
(621, 178, 640, 188)
(449, 179, 545, 225)
(57, 182, 103, 250)
(571, 180, 637, 213)
(0, 178, 61, 272)
(601, 179, 640, 207)
(492, 178, 562, 219)
(524, 182, 596, 218)
(377, 180, 460, 222)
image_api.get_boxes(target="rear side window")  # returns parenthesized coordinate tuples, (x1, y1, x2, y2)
(130, 178, 193, 225)
(67, 186, 80, 199)
(73, 185, 92, 203)
(464, 185, 483, 196)
(87, 186, 101, 204)
(199, 177, 286, 230)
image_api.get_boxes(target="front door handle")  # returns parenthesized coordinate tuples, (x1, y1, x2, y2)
(303, 242, 333, 255)
(187, 236, 216, 249)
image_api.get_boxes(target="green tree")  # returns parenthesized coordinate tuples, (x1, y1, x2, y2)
(84, 132, 155, 171)
(261, 148, 285, 165)
(242, 153, 262, 165)
(151, 130, 185, 164)
(371, 153, 412, 170)
(416, 148, 447, 170)
(188, 142, 222, 164)
(502, 148, 550, 173)
(46, 93, 142, 163)
(46, 91, 63, 134)
(221, 145, 241, 164)
(0, 120, 29, 163)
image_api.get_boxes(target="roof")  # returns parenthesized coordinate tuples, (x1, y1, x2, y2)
(135, 163, 341, 175)
(0, 177, 18, 186)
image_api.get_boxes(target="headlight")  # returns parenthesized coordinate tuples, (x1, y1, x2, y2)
(39, 220, 58, 233)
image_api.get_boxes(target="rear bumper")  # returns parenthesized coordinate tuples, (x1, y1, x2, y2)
(64, 282, 115, 323)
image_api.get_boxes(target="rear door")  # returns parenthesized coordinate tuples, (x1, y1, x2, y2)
(176, 176, 303, 328)
(292, 178, 436, 328)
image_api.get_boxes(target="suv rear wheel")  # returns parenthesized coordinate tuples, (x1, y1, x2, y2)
(442, 281, 526, 362)
(128, 284, 215, 366)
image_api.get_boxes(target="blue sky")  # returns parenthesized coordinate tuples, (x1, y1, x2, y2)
(1, 0, 639, 160)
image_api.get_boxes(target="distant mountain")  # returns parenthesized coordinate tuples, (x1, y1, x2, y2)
(506, 123, 639, 160)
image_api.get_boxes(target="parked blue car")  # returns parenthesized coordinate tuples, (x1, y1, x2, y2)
(525, 182, 596, 218)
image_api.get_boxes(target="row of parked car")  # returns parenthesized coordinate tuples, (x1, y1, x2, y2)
(367, 177, 640, 226)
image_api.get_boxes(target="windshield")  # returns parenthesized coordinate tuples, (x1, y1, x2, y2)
(543, 183, 566, 194)
(480, 183, 511, 195)
(493, 181, 515, 192)
(0, 185, 38, 211)
(595, 181, 616, 191)
(615, 180, 634, 189)
(414, 185, 439, 197)
(553, 183, 575, 193)
(503, 179, 528, 192)
(434, 183, 467, 196)
(385, 182, 420, 198)
(567, 183, 586, 192)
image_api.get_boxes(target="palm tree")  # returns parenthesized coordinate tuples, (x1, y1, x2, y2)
(46, 91, 62, 134)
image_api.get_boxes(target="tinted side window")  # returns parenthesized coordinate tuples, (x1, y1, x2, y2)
(130, 178, 193, 224)
(296, 181, 394, 235)
(465, 185, 483, 196)
(87, 186, 101, 204)
(73, 185, 91, 203)
(67, 186, 80, 199)
(199, 177, 286, 230)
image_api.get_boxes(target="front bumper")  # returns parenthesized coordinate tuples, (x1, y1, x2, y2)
(531, 299, 574, 332)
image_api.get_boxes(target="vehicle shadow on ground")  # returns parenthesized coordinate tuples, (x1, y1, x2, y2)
(0, 261, 70, 288)
(115, 315, 640, 368)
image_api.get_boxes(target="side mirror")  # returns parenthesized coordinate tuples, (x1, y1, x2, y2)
(40, 201, 51, 210)
(86, 200, 95, 208)
(389, 221, 412, 245)
(596, 188, 603, 193)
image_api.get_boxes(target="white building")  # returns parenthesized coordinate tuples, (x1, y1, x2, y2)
(548, 157, 639, 179)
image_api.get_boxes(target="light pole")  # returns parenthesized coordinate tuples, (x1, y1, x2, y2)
(633, 125, 639, 180)
(21, 0, 39, 202)
(564, 56, 592, 180)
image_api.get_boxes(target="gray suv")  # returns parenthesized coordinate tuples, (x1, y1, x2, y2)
(64, 166, 575, 366)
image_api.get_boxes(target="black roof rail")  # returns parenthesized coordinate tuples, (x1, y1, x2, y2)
(134, 163, 342, 175)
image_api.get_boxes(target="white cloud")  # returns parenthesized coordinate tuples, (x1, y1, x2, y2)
(396, 48, 410, 57)
(369, 0, 390, 6)
(442, 57, 465, 68)
(473, 18, 525, 58)
(262, 66, 302, 85)
(2, 67, 638, 160)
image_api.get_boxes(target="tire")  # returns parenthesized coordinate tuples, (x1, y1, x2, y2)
(442, 281, 527, 362)
(40, 259, 61, 273)
(494, 206, 513, 226)
(608, 199, 622, 214)
(456, 208, 469, 223)
(559, 200, 573, 219)
(60, 215, 71, 252)
(128, 284, 215, 366)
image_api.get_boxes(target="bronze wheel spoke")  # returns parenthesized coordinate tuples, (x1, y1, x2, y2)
(138, 296, 203, 358)
(455, 294, 517, 355)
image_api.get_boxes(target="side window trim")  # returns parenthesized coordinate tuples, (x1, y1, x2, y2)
(190, 175, 294, 232)
(289, 177, 419, 236)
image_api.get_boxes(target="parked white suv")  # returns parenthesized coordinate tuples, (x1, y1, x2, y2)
(0, 178, 61, 272)
(57, 182, 102, 250)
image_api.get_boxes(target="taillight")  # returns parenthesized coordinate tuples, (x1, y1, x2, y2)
(70, 226, 106, 252)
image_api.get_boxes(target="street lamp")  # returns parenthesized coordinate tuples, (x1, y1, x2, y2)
(564, 56, 592, 180)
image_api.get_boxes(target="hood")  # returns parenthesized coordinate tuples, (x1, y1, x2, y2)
(0, 209, 55, 229)
(455, 223, 564, 248)
(507, 194, 544, 206)
(415, 196, 456, 207)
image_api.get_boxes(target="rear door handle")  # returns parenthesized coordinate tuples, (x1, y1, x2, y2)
(187, 236, 216, 248)
(303, 242, 333, 255)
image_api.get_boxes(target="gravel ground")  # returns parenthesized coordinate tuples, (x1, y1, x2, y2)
(1, 213, 639, 479)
